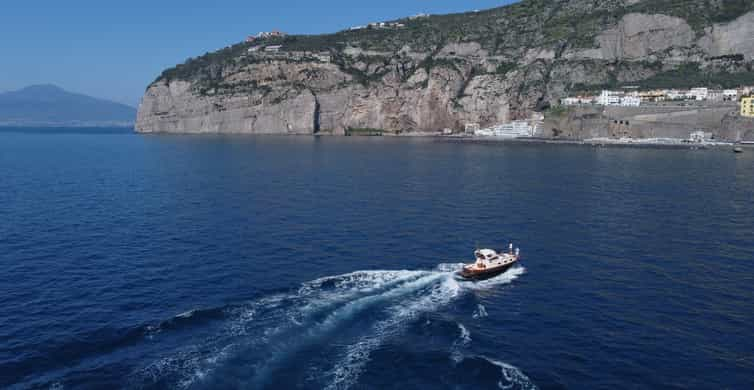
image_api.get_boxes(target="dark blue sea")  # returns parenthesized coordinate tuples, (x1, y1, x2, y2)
(1, 128, 753, 389)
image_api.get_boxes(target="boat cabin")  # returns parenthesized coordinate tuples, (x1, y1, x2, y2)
(474, 249, 499, 266)
(475, 249, 497, 260)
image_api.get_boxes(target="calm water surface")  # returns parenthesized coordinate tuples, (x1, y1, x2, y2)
(1, 130, 752, 389)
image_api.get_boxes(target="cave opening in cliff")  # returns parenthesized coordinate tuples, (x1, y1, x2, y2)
(313, 98, 321, 133)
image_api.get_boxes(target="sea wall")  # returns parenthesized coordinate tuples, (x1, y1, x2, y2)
(721, 114, 754, 141)
(542, 105, 754, 141)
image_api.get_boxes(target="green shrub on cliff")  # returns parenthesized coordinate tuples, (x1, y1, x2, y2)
(152, 0, 754, 91)
(637, 63, 754, 89)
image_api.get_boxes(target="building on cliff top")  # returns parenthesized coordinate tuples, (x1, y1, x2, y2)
(741, 97, 754, 117)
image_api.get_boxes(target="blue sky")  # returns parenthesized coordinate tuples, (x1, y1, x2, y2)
(0, 0, 516, 107)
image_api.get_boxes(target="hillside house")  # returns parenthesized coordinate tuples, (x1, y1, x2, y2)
(741, 97, 754, 117)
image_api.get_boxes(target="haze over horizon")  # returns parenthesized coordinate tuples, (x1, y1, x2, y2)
(0, 0, 515, 107)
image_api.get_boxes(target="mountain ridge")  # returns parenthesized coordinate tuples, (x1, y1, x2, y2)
(0, 85, 136, 127)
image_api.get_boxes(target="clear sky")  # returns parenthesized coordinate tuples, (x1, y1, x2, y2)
(0, 0, 516, 107)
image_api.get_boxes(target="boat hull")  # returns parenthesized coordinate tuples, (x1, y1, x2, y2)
(457, 261, 517, 281)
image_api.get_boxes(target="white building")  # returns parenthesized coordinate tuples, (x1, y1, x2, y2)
(666, 90, 688, 100)
(597, 90, 622, 106)
(562, 97, 581, 106)
(476, 121, 534, 138)
(265, 45, 283, 52)
(708, 90, 724, 101)
(689, 131, 712, 143)
(620, 96, 641, 107)
(723, 89, 739, 101)
(689, 87, 709, 101)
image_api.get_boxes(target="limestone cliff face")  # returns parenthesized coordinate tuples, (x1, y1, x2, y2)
(136, 0, 754, 134)
(565, 13, 697, 61)
(136, 56, 522, 134)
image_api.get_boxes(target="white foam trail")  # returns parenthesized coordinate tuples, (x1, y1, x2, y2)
(226, 307, 256, 337)
(292, 271, 428, 324)
(301, 270, 427, 295)
(136, 343, 234, 390)
(137, 272, 428, 389)
(451, 323, 472, 363)
(457, 323, 471, 345)
(326, 275, 461, 390)
(250, 272, 449, 387)
(435, 262, 466, 273)
(176, 309, 197, 319)
(137, 266, 527, 389)
(326, 266, 526, 389)
(194, 271, 429, 387)
(473, 304, 488, 319)
(483, 356, 538, 390)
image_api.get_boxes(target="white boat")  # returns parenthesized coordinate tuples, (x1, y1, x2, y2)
(458, 244, 520, 280)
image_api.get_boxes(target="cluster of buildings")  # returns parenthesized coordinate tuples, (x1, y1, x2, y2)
(465, 113, 544, 138)
(247, 44, 284, 53)
(562, 87, 754, 107)
(245, 45, 332, 63)
(349, 21, 406, 31)
(348, 13, 428, 31)
(473, 121, 538, 138)
(245, 30, 287, 43)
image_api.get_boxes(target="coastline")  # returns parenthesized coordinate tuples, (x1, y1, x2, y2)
(344, 131, 752, 149)
(134, 129, 752, 151)
(443, 135, 754, 150)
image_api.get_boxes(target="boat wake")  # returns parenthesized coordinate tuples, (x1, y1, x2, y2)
(115, 265, 531, 389)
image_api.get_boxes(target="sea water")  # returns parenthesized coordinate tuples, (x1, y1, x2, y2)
(1, 129, 752, 389)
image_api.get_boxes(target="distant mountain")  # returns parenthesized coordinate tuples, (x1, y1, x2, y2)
(0, 85, 136, 127)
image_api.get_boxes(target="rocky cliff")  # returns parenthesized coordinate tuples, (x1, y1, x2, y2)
(137, 0, 754, 134)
